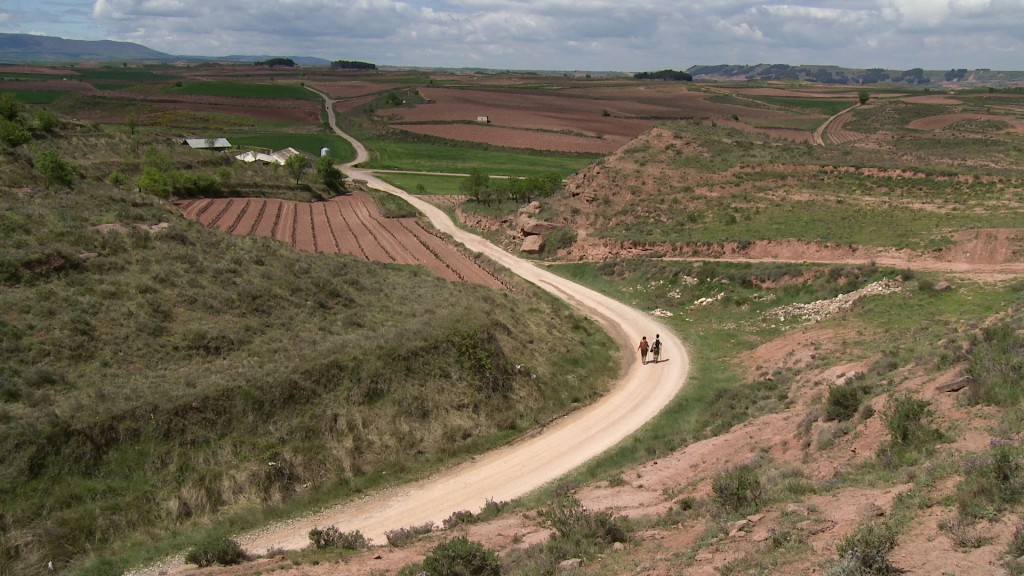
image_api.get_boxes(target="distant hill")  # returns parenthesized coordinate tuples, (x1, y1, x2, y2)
(0, 33, 329, 66)
(688, 63, 1024, 87)
(0, 33, 171, 63)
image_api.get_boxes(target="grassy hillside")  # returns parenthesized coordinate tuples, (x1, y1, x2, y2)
(0, 104, 617, 576)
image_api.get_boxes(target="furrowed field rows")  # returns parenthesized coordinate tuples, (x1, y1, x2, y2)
(176, 192, 503, 288)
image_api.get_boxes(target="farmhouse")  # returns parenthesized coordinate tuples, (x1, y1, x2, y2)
(181, 137, 232, 150)
(234, 147, 303, 166)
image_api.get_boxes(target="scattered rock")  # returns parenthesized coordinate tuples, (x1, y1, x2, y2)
(612, 542, 625, 551)
(785, 504, 810, 516)
(937, 375, 971, 393)
(747, 513, 766, 523)
(934, 281, 952, 291)
(557, 558, 583, 571)
(752, 531, 772, 542)
(695, 552, 714, 562)
(728, 519, 749, 536)
(859, 502, 885, 518)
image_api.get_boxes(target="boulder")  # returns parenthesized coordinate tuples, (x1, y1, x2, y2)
(521, 217, 559, 236)
(521, 235, 545, 253)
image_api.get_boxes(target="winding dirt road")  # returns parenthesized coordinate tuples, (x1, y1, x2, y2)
(217, 94, 692, 553)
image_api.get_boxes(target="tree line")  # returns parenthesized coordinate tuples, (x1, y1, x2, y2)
(331, 60, 377, 70)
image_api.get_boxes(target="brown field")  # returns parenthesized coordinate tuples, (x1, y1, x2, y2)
(306, 81, 391, 99)
(907, 112, 1024, 132)
(385, 84, 815, 151)
(392, 123, 625, 153)
(176, 192, 503, 288)
(0, 79, 97, 93)
(901, 94, 963, 105)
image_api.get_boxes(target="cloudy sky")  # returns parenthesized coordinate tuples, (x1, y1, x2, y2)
(2, 0, 1022, 71)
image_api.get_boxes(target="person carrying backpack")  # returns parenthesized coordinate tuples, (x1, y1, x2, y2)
(651, 334, 662, 364)
(637, 336, 649, 365)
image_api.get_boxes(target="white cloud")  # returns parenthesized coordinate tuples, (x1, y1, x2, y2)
(4, 0, 1016, 70)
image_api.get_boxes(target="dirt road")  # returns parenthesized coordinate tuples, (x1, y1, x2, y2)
(220, 93, 693, 554)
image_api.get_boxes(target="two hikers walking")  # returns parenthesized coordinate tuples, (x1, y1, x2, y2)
(637, 334, 662, 365)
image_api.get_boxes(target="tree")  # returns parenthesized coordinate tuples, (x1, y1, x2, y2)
(36, 149, 76, 189)
(316, 155, 346, 193)
(285, 153, 311, 185)
(460, 168, 490, 203)
(858, 90, 870, 105)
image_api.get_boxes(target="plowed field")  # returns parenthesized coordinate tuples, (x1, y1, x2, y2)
(177, 192, 503, 288)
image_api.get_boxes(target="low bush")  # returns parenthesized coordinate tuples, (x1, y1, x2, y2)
(879, 393, 945, 465)
(421, 536, 502, 576)
(184, 536, 246, 567)
(830, 521, 898, 575)
(967, 319, 1024, 407)
(308, 526, 369, 550)
(712, 464, 763, 514)
(956, 441, 1024, 519)
(385, 522, 434, 547)
(825, 383, 866, 422)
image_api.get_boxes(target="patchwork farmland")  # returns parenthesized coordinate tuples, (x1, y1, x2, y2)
(177, 192, 504, 288)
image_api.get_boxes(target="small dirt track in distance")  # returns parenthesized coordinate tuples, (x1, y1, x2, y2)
(176, 192, 503, 288)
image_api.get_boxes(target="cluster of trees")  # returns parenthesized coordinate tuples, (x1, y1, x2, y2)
(331, 59, 376, 70)
(633, 69, 693, 81)
(459, 169, 562, 205)
(945, 68, 969, 81)
(254, 57, 296, 67)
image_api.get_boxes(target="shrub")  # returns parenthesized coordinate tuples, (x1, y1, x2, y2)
(36, 149, 76, 189)
(825, 383, 865, 422)
(882, 393, 943, 449)
(442, 509, 476, 530)
(832, 521, 898, 575)
(712, 464, 763, 514)
(0, 118, 31, 147)
(385, 522, 434, 547)
(308, 526, 369, 550)
(544, 227, 577, 254)
(421, 536, 502, 576)
(956, 442, 1024, 519)
(967, 320, 1024, 407)
(184, 536, 246, 567)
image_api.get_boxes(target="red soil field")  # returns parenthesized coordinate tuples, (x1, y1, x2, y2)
(306, 81, 390, 99)
(392, 123, 624, 154)
(176, 192, 503, 288)
(388, 85, 815, 150)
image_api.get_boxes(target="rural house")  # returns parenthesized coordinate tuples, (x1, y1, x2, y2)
(181, 137, 232, 150)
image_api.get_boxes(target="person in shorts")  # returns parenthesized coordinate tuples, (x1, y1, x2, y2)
(638, 336, 649, 365)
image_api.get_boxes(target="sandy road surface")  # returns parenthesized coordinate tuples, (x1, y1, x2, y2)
(133, 92, 689, 562)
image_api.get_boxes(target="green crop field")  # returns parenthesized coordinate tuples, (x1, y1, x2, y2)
(376, 172, 467, 195)
(362, 138, 596, 177)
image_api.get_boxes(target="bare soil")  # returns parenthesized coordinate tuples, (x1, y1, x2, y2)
(176, 192, 504, 288)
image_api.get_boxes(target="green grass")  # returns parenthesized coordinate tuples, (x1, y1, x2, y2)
(752, 96, 855, 116)
(8, 91, 67, 104)
(362, 138, 596, 177)
(228, 133, 357, 162)
(167, 81, 321, 100)
(378, 173, 467, 195)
